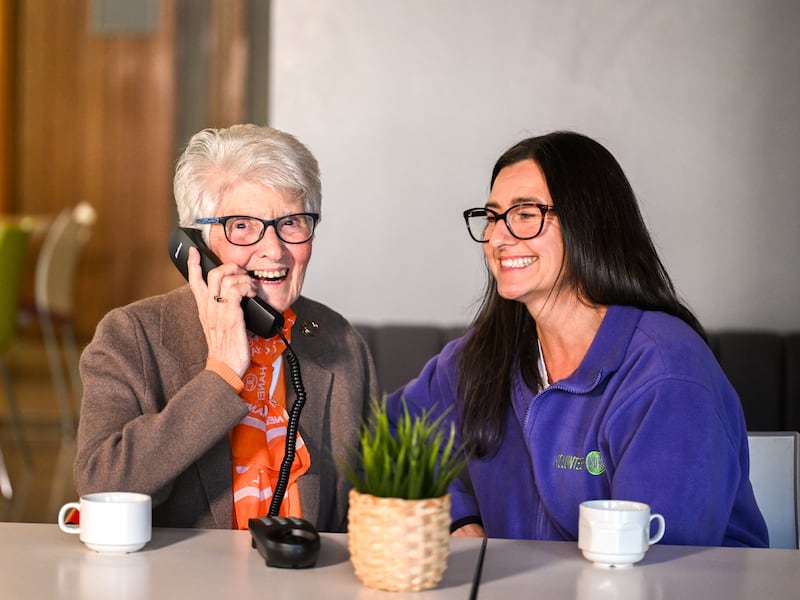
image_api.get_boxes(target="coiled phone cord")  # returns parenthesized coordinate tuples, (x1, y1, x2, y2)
(267, 331, 306, 517)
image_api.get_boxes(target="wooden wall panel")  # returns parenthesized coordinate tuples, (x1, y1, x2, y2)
(0, 0, 14, 210)
(12, 0, 250, 339)
(15, 0, 183, 338)
(209, 0, 247, 127)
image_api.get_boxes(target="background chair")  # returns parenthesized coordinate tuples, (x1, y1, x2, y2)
(355, 324, 466, 395)
(748, 431, 800, 549)
(34, 202, 97, 439)
(0, 219, 35, 499)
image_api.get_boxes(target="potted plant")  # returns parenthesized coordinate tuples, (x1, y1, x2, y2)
(342, 396, 467, 592)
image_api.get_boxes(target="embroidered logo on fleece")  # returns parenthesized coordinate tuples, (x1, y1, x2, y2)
(554, 450, 606, 476)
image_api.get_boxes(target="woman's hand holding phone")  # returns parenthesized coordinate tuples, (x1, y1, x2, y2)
(187, 246, 256, 377)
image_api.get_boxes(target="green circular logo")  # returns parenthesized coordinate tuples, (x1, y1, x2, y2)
(585, 451, 605, 476)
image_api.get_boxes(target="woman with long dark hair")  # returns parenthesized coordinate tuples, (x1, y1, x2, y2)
(388, 131, 768, 546)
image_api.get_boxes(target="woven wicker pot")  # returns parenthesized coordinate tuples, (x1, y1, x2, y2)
(347, 489, 451, 592)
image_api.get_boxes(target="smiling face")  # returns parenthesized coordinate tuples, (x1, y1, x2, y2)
(484, 159, 564, 312)
(208, 181, 312, 313)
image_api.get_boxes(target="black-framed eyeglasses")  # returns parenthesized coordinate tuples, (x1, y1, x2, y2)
(462, 203, 556, 243)
(195, 213, 319, 246)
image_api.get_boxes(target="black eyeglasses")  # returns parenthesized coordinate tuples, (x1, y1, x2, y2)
(463, 203, 556, 243)
(195, 213, 319, 246)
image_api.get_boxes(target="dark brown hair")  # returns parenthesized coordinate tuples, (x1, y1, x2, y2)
(457, 131, 705, 457)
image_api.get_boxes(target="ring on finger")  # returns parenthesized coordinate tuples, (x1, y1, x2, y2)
(213, 295, 226, 303)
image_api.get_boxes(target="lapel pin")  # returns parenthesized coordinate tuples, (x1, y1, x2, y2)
(301, 320, 319, 337)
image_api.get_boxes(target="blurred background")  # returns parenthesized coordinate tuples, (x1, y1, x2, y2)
(2, 0, 798, 339)
(0, 0, 798, 521)
(1, 0, 271, 341)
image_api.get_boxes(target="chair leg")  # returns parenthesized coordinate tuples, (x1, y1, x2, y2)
(0, 356, 33, 469)
(39, 311, 75, 439)
(0, 445, 12, 500)
(47, 436, 76, 516)
(59, 321, 83, 420)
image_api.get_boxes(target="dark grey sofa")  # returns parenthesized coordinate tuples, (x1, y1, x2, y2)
(354, 324, 800, 433)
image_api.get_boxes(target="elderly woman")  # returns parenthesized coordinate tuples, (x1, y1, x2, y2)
(388, 131, 768, 547)
(75, 124, 377, 531)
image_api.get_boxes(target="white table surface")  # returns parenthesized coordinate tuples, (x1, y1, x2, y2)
(1, 522, 482, 599)
(1, 522, 798, 599)
(478, 537, 800, 599)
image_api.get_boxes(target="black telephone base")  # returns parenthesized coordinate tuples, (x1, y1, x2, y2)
(249, 516, 321, 569)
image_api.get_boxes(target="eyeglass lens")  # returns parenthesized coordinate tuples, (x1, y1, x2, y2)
(225, 214, 316, 245)
(466, 205, 547, 241)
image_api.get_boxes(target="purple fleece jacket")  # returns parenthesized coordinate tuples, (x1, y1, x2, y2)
(387, 305, 768, 546)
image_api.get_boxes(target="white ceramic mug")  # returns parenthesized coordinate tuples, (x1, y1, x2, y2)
(578, 499, 665, 568)
(58, 492, 152, 553)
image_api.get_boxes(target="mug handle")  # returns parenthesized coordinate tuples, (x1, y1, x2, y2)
(648, 513, 666, 545)
(58, 502, 81, 534)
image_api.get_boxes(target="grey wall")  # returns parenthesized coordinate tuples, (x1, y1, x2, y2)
(269, 0, 800, 330)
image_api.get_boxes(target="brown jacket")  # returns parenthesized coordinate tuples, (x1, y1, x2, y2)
(75, 286, 377, 531)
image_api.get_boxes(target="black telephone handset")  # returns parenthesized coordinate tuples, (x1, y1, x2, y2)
(168, 226, 320, 569)
(168, 227, 284, 339)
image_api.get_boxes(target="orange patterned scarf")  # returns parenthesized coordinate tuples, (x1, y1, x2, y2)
(230, 309, 311, 529)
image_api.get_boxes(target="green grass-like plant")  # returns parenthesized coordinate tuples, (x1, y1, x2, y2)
(343, 397, 467, 500)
